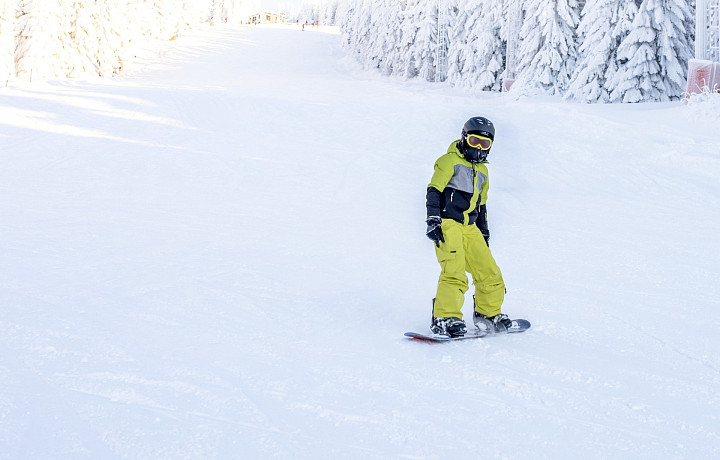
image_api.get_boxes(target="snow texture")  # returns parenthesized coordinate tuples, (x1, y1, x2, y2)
(1, 24, 720, 459)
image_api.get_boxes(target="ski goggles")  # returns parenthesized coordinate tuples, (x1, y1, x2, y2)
(466, 134, 493, 150)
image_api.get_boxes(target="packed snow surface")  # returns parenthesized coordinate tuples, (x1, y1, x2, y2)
(1, 25, 719, 459)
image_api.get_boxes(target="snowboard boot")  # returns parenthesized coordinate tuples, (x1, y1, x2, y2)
(473, 311, 513, 332)
(431, 316, 467, 337)
(430, 298, 466, 337)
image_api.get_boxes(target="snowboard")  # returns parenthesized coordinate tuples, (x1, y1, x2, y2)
(405, 319, 531, 342)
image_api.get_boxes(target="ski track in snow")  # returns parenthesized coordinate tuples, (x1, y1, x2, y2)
(1, 24, 720, 459)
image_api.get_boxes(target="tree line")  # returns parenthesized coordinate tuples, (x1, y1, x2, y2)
(306, 0, 695, 103)
(2, 0, 697, 103)
(0, 0, 244, 84)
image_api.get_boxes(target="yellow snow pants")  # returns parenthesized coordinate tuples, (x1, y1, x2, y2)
(433, 219, 505, 319)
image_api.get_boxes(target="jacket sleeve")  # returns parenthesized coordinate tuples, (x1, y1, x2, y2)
(426, 187, 442, 219)
(426, 154, 453, 219)
(476, 163, 490, 241)
(476, 203, 489, 242)
(428, 154, 453, 192)
(478, 164, 489, 206)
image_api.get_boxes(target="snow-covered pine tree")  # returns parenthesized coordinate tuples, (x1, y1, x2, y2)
(297, 1, 319, 24)
(447, 0, 482, 88)
(684, 0, 696, 54)
(65, 0, 120, 77)
(400, 0, 421, 78)
(446, 0, 504, 90)
(446, 0, 468, 86)
(610, 0, 693, 102)
(0, 0, 16, 83)
(63, 0, 89, 77)
(334, 0, 692, 102)
(602, 0, 637, 101)
(513, 0, 543, 93)
(654, 0, 693, 99)
(345, 0, 372, 64)
(336, 0, 358, 45)
(471, 0, 504, 90)
(366, 0, 391, 72)
(412, 0, 438, 81)
(565, 0, 626, 102)
(371, 0, 406, 76)
(15, 0, 69, 81)
(320, 0, 339, 24)
(385, 1, 409, 76)
(93, 1, 123, 76)
(6, 0, 247, 82)
(513, 0, 580, 96)
(609, 0, 664, 102)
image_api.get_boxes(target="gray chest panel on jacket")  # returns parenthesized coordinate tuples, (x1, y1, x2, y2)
(446, 164, 486, 193)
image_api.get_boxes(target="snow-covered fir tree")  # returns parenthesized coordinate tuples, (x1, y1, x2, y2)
(447, 0, 503, 90)
(513, 0, 580, 96)
(297, 2, 317, 23)
(66, 0, 122, 77)
(609, 0, 664, 102)
(654, 0, 693, 99)
(15, 0, 68, 81)
(62, 0, 89, 77)
(412, 0, 438, 81)
(565, 0, 631, 102)
(335, 0, 697, 103)
(344, 0, 372, 64)
(320, 1, 339, 23)
(0, 0, 16, 83)
(2, 0, 699, 103)
(366, 0, 403, 75)
(472, 0, 504, 90)
(601, 0, 638, 101)
(336, 0, 357, 44)
(399, 1, 420, 78)
(610, 0, 693, 102)
(383, 1, 408, 77)
(6, 0, 250, 82)
(445, 0, 471, 87)
(365, 0, 389, 72)
(298, 0, 340, 24)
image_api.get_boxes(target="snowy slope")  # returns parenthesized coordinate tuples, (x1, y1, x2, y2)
(1, 24, 719, 459)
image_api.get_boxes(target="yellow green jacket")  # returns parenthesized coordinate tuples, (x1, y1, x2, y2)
(426, 140, 489, 226)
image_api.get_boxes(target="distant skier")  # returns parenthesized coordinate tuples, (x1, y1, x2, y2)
(425, 116, 510, 337)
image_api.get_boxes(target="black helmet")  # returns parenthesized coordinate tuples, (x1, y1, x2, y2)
(460, 116, 495, 163)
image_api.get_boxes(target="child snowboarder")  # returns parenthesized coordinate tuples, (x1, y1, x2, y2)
(425, 116, 510, 337)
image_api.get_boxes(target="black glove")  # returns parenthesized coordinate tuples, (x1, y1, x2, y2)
(426, 216, 444, 247)
(477, 228, 489, 246)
